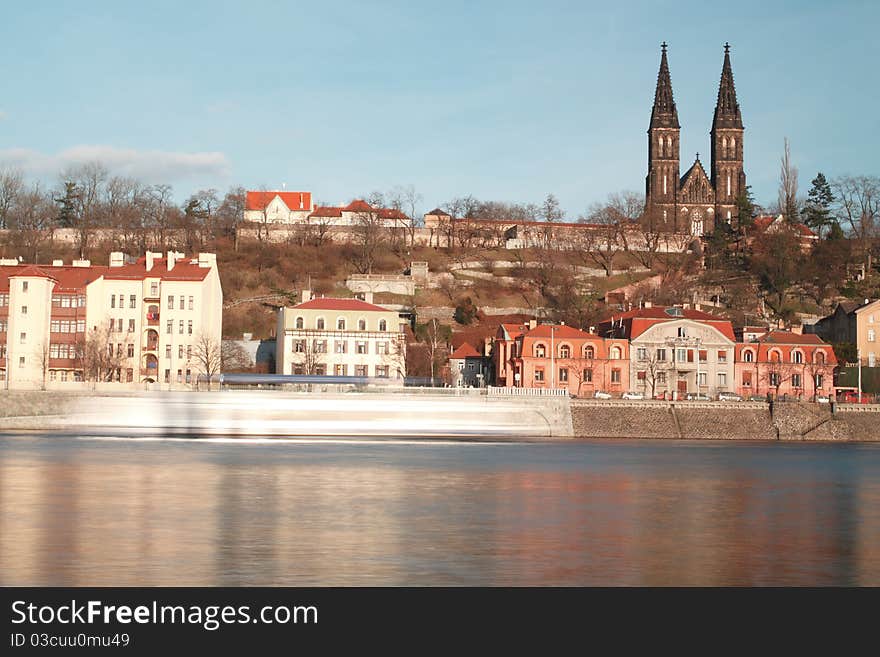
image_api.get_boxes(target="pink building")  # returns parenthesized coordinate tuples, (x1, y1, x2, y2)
(495, 322, 629, 396)
(734, 331, 837, 400)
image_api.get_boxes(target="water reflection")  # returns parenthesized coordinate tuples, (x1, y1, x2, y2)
(1, 436, 879, 586)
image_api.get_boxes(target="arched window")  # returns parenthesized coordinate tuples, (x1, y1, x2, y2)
(337, 318, 346, 330)
(316, 317, 325, 330)
(534, 343, 546, 358)
(295, 317, 304, 329)
(609, 346, 621, 360)
(583, 345, 595, 359)
(730, 137, 735, 155)
(743, 349, 754, 363)
(770, 350, 781, 363)
(815, 350, 825, 365)
(358, 318, 366, 331)
(722, 136, 728, 156)
(559, 344, 571, 359)
(379, 319, 387, 331)
(792, 350, 803, 364)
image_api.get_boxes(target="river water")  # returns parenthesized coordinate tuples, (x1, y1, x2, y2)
(1, 434, 879, 586)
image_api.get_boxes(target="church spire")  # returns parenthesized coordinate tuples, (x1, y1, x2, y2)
(713, 42, 743, 129)
(650, 42, 680, 129)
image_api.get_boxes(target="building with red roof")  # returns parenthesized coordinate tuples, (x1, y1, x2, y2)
(735, 330, 837, 399)
(275, 290, 407, 383)
(243, 191, 412, 229)
(0, 251, 222, 389)
(448, 342, 490, 388)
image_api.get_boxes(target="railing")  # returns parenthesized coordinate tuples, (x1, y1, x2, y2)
(487, 386, 568, 397)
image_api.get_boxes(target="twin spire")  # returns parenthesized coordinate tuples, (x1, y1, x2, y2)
(650, 42, 742, 130)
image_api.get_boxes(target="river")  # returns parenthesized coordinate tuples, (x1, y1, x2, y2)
(1, 434, 879, 586)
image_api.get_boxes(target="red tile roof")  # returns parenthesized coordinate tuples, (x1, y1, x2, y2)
(245, 191, 312, 212)
(309, 206, 343, 218)
(598, 306, 736, 341)
(426, 208, 450, 216)
(525, 324, 596, 339)
(295, 297, 390, 312)
(756, 331, 829, 345)
(343, 199, 373, 213)
(104, 259, 210, 282)
(450, 342, 481, 359)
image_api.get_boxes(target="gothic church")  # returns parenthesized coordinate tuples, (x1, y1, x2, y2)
(645, 43, 746, 236)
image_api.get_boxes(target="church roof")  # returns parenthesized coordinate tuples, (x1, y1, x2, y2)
(649, 42, 680, 129)
(712, 43, 743, 129)
(679, 156, 712, 188)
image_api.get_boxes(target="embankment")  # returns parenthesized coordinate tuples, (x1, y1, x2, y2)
(572, 400, 880, 441)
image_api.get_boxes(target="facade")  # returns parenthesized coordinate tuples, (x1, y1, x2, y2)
(245, 192, 411, 229)
(645, 43, 746, 236)
(276, 292, 406, 382)
(855, 300, 880, 367)
(495, 322, 630, 396)
(807, 298, 879, 365)
(598, 305, 736, 399)
(0, 251, 223, 389)
(448, 342, 490, 388)
(735, 331, 837, 399)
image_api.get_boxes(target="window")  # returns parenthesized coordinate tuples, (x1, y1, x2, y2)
(127, 344, 134, 358)
(111, 295, 116, 308)
(177, 369, 183, 383)
(185, 369, 191, 383)
(559, 345, 571, 358)
(188, 296, 194, 310)
(166, 345, 172, 359)
(559, 368, 568, 383)
(0, 293, 7, 306)
(657, 372, 666, 383)
(677, 327, 687, 338)
(792, 374, 802, 388)
(21, 305, 27, 315)
(164, 369, 170, 383)
(717, 350, 727, 363)
(868, 329, 876, 343)
(718, 372, 727, 387)
(355, 365, 367, 376)
(770, 373, 780, 387)
(356, 341, 367, 354)
(151, 282, 159, 297)
(168, 296, 174, 310)
(656, 348, 667, 362)
(770, 350, 781, 363)
(166, 320, 173, 334)
(315, 365, 326, 376)
(583, 368, 593, 382)
(743, 350, 753, 363)
(0, 319, 5, 333)
(19, 356, 25, 368)
(313, 340, 327, 353)
(687, 350, 694, 363)
(534, 344, 546, 358)
(187, 320, 192, 335)
(637, 370, 646, 380)
(20, 332, 26, 344)
(335, 340, 347, 354)
(358, 319, 366, 331)
(792, 351, 803, 364)
(126, 368, 133, 383)
(179, 297, 185, 310)
(637, 348, 648, 361)
(117, 318, 123, 332)
(295, 317, 304, 329)
(379, 319, 387, 331)
(179, 346, 185, 359)
(377, 342, 388, 355)
(130, 295, 137, 309)
(110, 319, 116, 333)
(698, 350, 707, 363)
(376, 365, 389, 378)
(583, 346, 595, 359)
(50, 344, 60, 358)
(334, 364, 347, 376)
(22, 281, 28, 292)
(108, 344, 114, 357)
(119, 295, 124, 308)
(179, 320, 184, 335)
(50, 370, 57, 382)
(187, 345, 192, 360)
(63, 370, 71, 382)
(534, 369, 545, 382)
(676, 348, 686, 362)
(698, 372, 707, 386)
(294, 340, 305, 353)
(128, 319, 135, 332)
(611, 369, 621, 384)
(609, 347, 621, 360)
(336, 318, 346, 330)
(743, 371, 752, 386)
(815, 374, 823, 388)
(316, 318, 325, 330)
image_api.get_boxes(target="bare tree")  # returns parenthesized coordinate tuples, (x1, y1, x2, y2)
(577, 191, 641, 276)
(415, 318, 450, 385)
(0, 167, 23, 230)
(78, 324, 127, 384)
(778, 138, 799, 222)
(349, 199, 387, 274)
(387, 184, 423, 249)
(32, 340, 50, 390)
(221, 340, 253, 372)
(7, 183, 55, 261)
(60, 162, 109, 255)
(832, 175, 879, 270)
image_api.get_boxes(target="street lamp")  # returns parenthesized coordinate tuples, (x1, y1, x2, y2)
(550, 326, 558, 389)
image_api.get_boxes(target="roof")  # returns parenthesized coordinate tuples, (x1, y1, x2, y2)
(499, 323, 530, 340)
(598, 306, 737, 341)
(343, 199, 373, 213)
(294, 297, 391, 313)
(245, 191, 312, 212)
(752, 215, 817, 238)
(105, 257, 210, 282)
(755, 331, 829, 346)
(426, 208, 450, 216)
(524, 324, 597, 340)
(309, 206, 343, 218)
(450, 342, 481, 359)
(679, 157, 711, 188)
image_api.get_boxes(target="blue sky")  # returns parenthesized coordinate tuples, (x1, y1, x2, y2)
(1, 0, 877, 217)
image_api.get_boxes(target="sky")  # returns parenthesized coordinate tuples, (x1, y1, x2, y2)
(1, 0, 877, 217)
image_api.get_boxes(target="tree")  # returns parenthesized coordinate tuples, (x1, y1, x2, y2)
(221, 341, 254, 372)
(778, 138, 800, 223)
(32, 340, 50, 391)
(415, 318, 451, 385)
(349, 199, 387, 274)
(216, 186, 246, 242)
(8, 183, 55, 261)
(192, 333, 223, 389)
(387, 184, 423, 249)
(761, 357, 798, 400)
(832, 175, 879, 270)
(803, 172, 835, 237)
(577, 192, 641, 277)
(747, 224, 804, 318)
(541, 193, 564, 223)
(0, 167, 23, 230)
(78, 324, 127, 384)
(60, 162, 109, 255)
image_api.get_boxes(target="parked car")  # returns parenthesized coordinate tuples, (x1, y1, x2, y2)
(685, 393, 711, 401)
(816, 395, 830, 404)
(748, 394, 768, 402)
(621, 392, 645, 400)
(717, 392, 742, 402)
(594, 391, 612, 400)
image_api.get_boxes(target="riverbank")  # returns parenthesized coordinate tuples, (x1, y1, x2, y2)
(1, 391, 878, 441)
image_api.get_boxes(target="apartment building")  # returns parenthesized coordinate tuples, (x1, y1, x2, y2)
(0, 251, 222, 389)
(734, 331, 836, 400)
(276, 292, 406, 382)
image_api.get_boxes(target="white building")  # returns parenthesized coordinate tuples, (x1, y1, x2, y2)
(244, 191, 411, 229)
(276, 292, 406, 383)
(0, 251, 222, 389)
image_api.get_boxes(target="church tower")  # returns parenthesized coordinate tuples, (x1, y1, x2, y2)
(710, 43, 746, 226)
(645, 42, 680, 230)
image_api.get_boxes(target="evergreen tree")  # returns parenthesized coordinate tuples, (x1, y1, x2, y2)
(54, 181, 80, 228)
(803, 172, 835, 236)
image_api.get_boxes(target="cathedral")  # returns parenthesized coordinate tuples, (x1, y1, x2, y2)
(645, 43, 746, 236)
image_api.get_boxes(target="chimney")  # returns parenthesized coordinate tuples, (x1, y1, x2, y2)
(198, 253, 216, 269)
(72, 259, 91, 267)
(694, 303, 701, 311)
(528, 319, 537, 330)
(145, 252, 156, 272)
(166, 251, 176, 271)
(52, 259, 63, 266)
(644, 301, 652, 309)
(301, 289, 312, 304)
(588, 326, 595, 333)
(109, 251, 124, 268)
(0, 258, 18, 266)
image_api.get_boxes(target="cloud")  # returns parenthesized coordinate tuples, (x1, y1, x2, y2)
(0, 145, 230, 184)
(0, 110, 7, 121)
